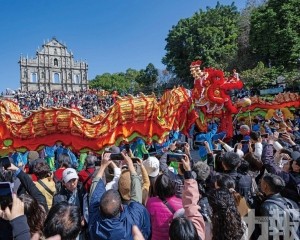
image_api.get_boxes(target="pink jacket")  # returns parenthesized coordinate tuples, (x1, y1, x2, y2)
(183, 178, 206, 240)
(146, 195, 182, 240)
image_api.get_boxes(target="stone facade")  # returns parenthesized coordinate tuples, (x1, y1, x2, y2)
(19, 38, 88, 92)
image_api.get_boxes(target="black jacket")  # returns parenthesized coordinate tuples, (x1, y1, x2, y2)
(260, 193, 299, 216)
(260, 193, 300, 239)
(52, 183, 85, 214)
(16, 170, 48, 212)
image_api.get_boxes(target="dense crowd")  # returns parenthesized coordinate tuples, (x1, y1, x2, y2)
(3, 89, 115, 119)
(0, 104, 300, 239)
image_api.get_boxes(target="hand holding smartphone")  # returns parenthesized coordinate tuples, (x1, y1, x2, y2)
(167, 153, 185, 162)
(261, 133, 269, 138)
(0, 157, 11, 170)
(0, 182, 13, 210)
(110, 153, 124, 160)
(240, 140, 249, 144)
(194, 141, 205, 146)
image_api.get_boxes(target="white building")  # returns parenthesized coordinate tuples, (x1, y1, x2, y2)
(19, 37, 88, 92)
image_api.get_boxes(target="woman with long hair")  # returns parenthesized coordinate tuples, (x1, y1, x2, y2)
(208, 188, 246, 240)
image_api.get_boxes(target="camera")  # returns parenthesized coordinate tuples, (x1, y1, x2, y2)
(240, 140, 249, 144)
(167, 153, 185, 162)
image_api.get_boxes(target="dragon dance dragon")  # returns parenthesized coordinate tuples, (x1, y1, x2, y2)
(0, 61, 299, 156)
(189, 60, 299, 138)
(0, 88, 197, 156)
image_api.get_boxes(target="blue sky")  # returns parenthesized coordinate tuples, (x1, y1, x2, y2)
(0, 0, 246, 92)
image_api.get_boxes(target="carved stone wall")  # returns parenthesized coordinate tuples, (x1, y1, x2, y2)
(19, 38, 88, 92)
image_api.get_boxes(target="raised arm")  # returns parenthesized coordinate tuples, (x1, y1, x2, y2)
(9, 164, 48, 212)
(181, 155, 205, 240)
(122, 152, 142, 203)
(89, 153, 111, 216)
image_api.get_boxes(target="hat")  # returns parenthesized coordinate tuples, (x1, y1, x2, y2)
(118, 170, 131, 201)
(109, 146, 120, 154)
(143, 156, 160, 177)
(291, 151, 300, 162)
(28, 151, 39, 162)
(62, 168, 78, 183)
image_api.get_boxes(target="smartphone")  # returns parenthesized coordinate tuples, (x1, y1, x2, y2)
(131, 157, 140, 163)
(278, 132, 284, 138)
(0, 182, 13, 210)
(194, 141, 205, 146)
(241, 140, 249, 144)
(176, 142, 186, 148)
(213, 149, 223, 154)
(125, 144, 130, 153)
(261, 133, 269, 138)
(110, 153, 124, 160)
(0, 157, 11, 170)
(143, 153, 150, 160)
(167, 153, 185, 162)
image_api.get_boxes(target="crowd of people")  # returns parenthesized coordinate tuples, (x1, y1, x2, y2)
(0, 107, 300, 240)
(2, 89, 114, 119)
(0, 92, 300, 239)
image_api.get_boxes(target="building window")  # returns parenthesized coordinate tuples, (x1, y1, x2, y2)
(53, 73, 60, 83)
(31, 73, 37, 83)
(41, 71, 45, 79)
(54, 58, 58, 66)
(74, 74, 80, 84)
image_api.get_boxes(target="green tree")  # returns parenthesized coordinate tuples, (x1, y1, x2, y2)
(235, 0, 264, 70)
(89, 68, 143, 94)
(136, 63, 158, 92)
(89, 72, 129, 94)
(162, 2, 240, 85)
(249, 0, 300, 69)
(241, 61, 283, 89)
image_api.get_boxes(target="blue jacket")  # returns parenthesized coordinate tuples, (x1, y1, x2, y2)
(195, 123, 219, 159)
(89, 179, 151, 240)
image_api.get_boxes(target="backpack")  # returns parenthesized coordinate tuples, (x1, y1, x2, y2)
(264, 198, 299, 220)
(264, 198, 300, 237)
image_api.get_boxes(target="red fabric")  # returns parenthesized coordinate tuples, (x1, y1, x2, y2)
(30, 174, 38, 182)
(54, 168, 65, 181)
(78, 167, 95, 192)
